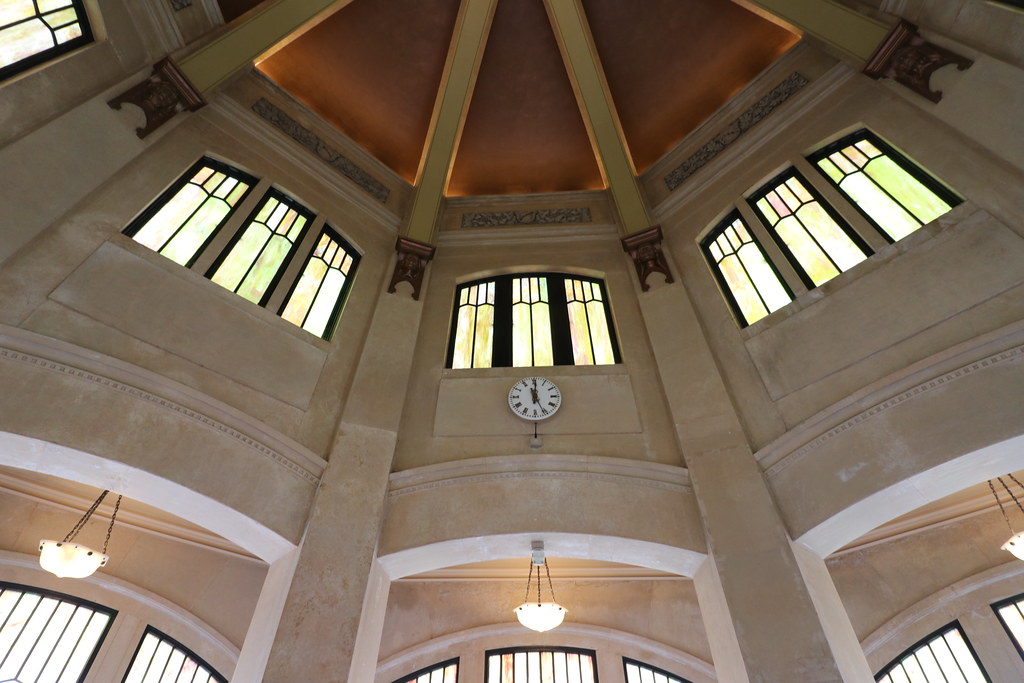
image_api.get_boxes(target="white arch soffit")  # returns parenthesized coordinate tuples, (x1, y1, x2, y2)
(377, 532, 706, 580)
(376, 622, 716, 682)
(0, 431, 294, 562)
(796, 433, 1024, 558)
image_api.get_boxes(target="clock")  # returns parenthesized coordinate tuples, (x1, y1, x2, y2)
(508, 377, 562, 421)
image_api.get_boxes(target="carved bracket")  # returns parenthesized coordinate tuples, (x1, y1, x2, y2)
(863, 20, 972, 103)
(621, 225, 674, 292)
(108, 58, 205, 138)
(388, 237, 436, 301)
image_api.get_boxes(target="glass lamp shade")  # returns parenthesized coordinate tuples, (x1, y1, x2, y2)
(1002, 532, 1024, 561)
(514, 602, 567, 632)
(39, 540, 108, 579)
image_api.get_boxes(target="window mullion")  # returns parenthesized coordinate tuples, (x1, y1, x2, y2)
(548, 276, 574, 366)
(792, 157, 889, 251)
(735, 202, 809, 299)
(188, 178, 273, 275)
(264, 213, 326, 313)
(493, 277, 513, 367)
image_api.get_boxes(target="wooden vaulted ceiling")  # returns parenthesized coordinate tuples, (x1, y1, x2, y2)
(253, 0, 797, 197)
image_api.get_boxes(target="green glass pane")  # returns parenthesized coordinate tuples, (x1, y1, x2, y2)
(796, 202, 865, 271)
(839, 172, 919, 240)
(160, 200, 231, 265)
(280, 258, 328, 327)
(817, 158, 844, 183)
(210, 224, 269, 292)
(0, 19, 56, 68)
(302, 267, 345, 337)
(532, 301, 553, 366)
(756, 197, 779, 224)
(776, 215, 839, 286)
(237, 233, 292, 303)
(863, 156, 951, 224)
(42, 7, 77, 29)
(131, 184, 208, 253)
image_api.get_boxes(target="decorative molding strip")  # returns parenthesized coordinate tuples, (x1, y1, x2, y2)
(764, 344, 1024, 479)
(460, 207, 592, 228)
(391, 470, 691, 499)
(664, 72, 809, 191)
(251, 98, 390, 204)
(0, 347, 321, 486)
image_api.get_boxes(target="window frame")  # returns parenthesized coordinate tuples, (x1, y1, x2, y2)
(0, 580, 117, 683)
(444, 272, 622, 369)
(874, 621, 990, 682)
(699, 210, 794, 327)
(484, 647, 599, 683)
(390, 657, 459, 683)
(992, 592, 1024, 662)
(121, 625, 227, 683)
(807, 128, 962, 243)
(622, 657, 693, 683)
(747, 167, 874, 291)
(0, 0, 94, 82)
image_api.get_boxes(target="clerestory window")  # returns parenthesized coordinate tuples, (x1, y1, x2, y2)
(0, 0, 92, 82)
(0, 581, 115, 683)
(446, 273, 621, 369)
(875, 622, 988, 683)
(122, 627, 226, 683)
(124, 157, 360, 341)
(485, 647, 597, 683)
(993, 592, 1024, 661)
(391, 658, 458, 683)
(624, 657, 693, 683)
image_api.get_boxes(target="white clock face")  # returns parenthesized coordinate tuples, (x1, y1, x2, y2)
(508, 377, 562, 421)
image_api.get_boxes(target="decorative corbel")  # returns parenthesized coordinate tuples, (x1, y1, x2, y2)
(108, 58, 206, 138)
(863, 20, 972, 103)
(621, 225, 674, 292)
(387, 237, 436, 300)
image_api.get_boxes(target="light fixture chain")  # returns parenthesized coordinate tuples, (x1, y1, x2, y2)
(990, 479, 1014, 533)
(1007, 474, 1024, 515)
(544, 558, 556, 603)
(64, 490, 109, 543)
(102, 495, 122, 554)
(998, 476, 1024, 520)
(524, 560, 534, 604)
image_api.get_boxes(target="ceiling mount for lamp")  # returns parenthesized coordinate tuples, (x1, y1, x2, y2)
(514, 541, 567, 632)
(989, 476, 1024, 561)
(39, 490, 122, 579)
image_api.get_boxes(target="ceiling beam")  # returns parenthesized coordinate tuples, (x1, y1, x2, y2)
(541, 0, 653, 236)
(402, 0, 499, 244)
(179, 0, 357, 93)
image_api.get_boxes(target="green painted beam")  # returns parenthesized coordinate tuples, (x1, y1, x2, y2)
(403, 0, 499, 244)
(542, 0, 654, 235)
(736, 0, 891, 62)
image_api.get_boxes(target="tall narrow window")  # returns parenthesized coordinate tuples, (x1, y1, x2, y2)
(279, 227, 360, 340)
(0, 581, 115, 683)
(392, 658, 458, 683)
(125, 158, 256, 267)
(122, 627, 226, 683)
(207, 189, 313, 305)
(810, 129, 960, 242)
(875, 622, 989, 683)
(993, 593, 1024, 660)
(624, 657, 693, 683)
(485, 647, 596, 683)
(701, 212, 793, 326)
(446, 273, 620, 369)
(750, 170, 871, 289)
(0, 0, 92, 81)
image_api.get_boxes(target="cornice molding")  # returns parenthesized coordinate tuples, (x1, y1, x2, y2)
(438, 223, 619, 248)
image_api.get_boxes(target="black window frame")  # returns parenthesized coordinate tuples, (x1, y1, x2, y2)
(121, 625, 227, 683)
(992, 592, 1024, 662)
(123, 156, 259, 268)
(699, 210, 794, 327)
(623, 657, 694, 683)
(0, 0, 93, 82)
(748, 167, 874, 291)
(874, 620, 990, 682)
(0, 580, 117, 683)
(390, 657, 459, 683)
(484, 647, 599, 682)
(807, 128, 962, 243)
(445, 272, 622, 369)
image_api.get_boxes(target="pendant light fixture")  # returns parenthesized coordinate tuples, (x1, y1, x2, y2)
(39, 489, 122, 579)
(989, 475, 1024, 561)
(514, 541, 567, 632)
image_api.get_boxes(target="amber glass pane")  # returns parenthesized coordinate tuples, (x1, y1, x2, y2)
(753, 174, 867, 287)
(209, 193, 309, 304)
(512, 276, 553, 367)
(705, 217, 791, 325)
(451, 281, 495, 368)
(280, 230, 357, 338)
(130, 164, 251, 266)
(0, 0, 87, 72)
(565, 278, 615, 365)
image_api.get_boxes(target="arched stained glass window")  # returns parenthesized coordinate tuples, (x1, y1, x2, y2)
(623, 657, 693, 683)
(0, 0, 92, 81)
(810, 129, 960, 242)
(485, 648, 596, 683)
(447, 273, 620, 369)
(0, 581, 115, 683)
(391, 658, 458, 683)
(875, 622, 988, 683)
(122, 627, 226, 683)
(279, 227, 360, 339)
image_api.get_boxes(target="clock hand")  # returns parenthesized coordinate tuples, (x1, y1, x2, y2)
(530, 387, 540, 404)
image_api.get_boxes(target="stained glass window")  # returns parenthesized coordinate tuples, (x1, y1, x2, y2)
(810, 130, 959, 242)
(875, 623, 989, 683)
(125, 158, 256, 267)
(279, 227, 360, 340)
(750, 170, 871, 289)
(0, 581, 115, 683)
(207, 189, 313, 305)
(391, 658, 458, 683)
(700, 212, 792, 326)
(993, 593, 1024, 660)
(485, 648, 596, 683)
(122, 627, 226, 683)
(0, 0, 91, 81)
(446, 273, 620, 369)
(624, 658, 693, 683)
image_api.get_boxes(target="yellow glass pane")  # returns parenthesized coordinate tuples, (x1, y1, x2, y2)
(839, 172, 919, 240)
(863, 156, 951, 224)
(237, 234, 292, 303)
(796, 203, 865, 271)
(720, 254, 769, 324)
(737, 243, 790, 313)
(280, 258, 328, 326)
(451, 304, 476, 369)
(0, 19, 56, 68)
(210, 225, 269, 292)
(775, 215, 839, 286)
(0, 1, 37, 25)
